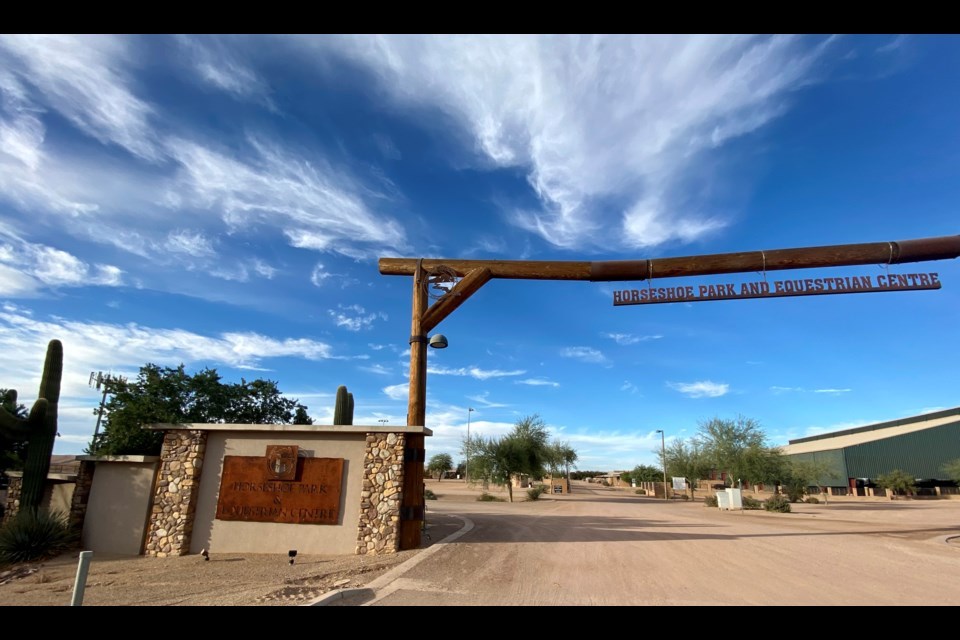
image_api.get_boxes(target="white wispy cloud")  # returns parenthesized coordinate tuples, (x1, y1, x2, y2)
(327, 304, 387, 331)
(307, 35, 829, 250)
(603, 332, 662, 345)
(560, 346, 608, 364)
(165, 136, 407, 259)
(0, 35, 159, 161)
(770, 386, 851, 395)
(466, 391, 509, 409)
(0, 230, 124, 294)
(0, 306, 338, 451)
(515, 378, 560, 388)
(382, 383, 408, 400)
(620, 380, 639, 394)
(251, 259, 276, 279)
(667, 380, 729, 398)
(175, 35, 271, 104)
(311, 263, 334, 287)
(359, 363, 392, 376)
(427, 365, 526, 380)
(164, 229, 216, 258)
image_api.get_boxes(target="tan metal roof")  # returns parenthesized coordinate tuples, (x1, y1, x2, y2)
(780, 413, 960, 455)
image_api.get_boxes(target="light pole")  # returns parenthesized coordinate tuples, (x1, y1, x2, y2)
(656, 429, 667, 500)
(466, 407, 474, 483)
(377, 419, 388, 425)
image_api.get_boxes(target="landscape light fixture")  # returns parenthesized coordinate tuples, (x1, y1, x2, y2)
(288, 549, 297, 565)
(428, 334, 448, 349)
(200, 548, 209, 561)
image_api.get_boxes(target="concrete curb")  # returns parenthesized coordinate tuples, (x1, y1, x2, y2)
(307, 514, 474, 606)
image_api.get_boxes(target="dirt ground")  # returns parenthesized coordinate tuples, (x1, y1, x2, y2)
(0, 512, 461, 606)
(1, 480, 958, 606)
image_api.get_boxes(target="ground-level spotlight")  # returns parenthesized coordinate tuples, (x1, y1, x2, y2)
(288, 549, 298, 565)
(200, 548, 209, 561)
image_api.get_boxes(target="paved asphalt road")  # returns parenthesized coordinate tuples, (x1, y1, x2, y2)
(363, 482, 960, 606)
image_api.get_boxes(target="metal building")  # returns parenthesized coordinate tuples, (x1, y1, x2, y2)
(780, 407, 960, 492)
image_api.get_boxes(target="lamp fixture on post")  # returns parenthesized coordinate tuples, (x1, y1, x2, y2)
(466, 407, 475, 483)
(655, 429, 667, 501)
(428, 334, 448, 349)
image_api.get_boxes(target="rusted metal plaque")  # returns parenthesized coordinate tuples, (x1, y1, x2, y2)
(216, 456, 344, 525)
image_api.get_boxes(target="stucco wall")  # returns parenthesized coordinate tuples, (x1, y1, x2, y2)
(42, 481, 75, 515)
(190, 432, 366, 556)
(83, 462, 160, 555)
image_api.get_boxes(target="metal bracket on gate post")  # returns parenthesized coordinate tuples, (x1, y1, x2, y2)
(400, 506, 425, 521)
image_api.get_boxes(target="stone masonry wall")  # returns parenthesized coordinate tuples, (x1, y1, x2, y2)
(68, 460, 95, 532)
(2, 475, 22, 523)
(144, 431, 207, 557)
(356, 432, 405, 555)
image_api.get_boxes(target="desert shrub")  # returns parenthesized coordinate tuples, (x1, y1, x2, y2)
(764, 495, 792, 513)
(634, 489, 646, 495)
(742, 496, 762, 510)
(785, 485, 806, 503)
(679, 493, 690, 501)
(704, 495, 718, 507)
(526, 485, 547, 501)
(424, 488, 437, 501)
(805, 496, 820, 504)
(0, 510, 76, 565)
(477, 492, 505, 502)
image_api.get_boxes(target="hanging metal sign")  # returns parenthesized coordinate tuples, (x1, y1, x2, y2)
(613, 272, 942, 306)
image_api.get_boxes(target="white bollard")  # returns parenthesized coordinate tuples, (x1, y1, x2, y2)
(70, 551, 93, 606)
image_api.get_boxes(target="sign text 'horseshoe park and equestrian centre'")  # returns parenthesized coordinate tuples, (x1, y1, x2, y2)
(613, 272, 942, 306)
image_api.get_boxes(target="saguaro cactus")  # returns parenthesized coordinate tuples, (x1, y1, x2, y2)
(0, 340, 61, 512)
(333, 385, 354, 425)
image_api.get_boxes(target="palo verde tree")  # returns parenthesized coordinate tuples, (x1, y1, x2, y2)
(93, 364, 312, 456)
(621, 464, 663, 485)
(944, 459, 960, 484)
(781, 458, 837, 503)
(875, 469, 917, 497)
(546, 441, 578, 480)
(663, 439, 712, 499)
(427, 453, 454, 480)
(462, 414, 555, 502)
(696, 415, 783, 488)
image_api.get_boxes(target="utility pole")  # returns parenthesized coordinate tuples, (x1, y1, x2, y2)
(656, 429, 667, 500)
(89, 372, 124, 451)
(466, 407, 474, 483)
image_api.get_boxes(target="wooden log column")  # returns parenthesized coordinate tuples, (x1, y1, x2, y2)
(399, 261, 428, 550)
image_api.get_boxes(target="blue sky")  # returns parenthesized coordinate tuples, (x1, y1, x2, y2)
(1, 34, 957, 471)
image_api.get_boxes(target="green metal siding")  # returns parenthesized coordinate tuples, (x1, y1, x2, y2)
(843, 420, 960, 480)
(784, 449, 847, 487)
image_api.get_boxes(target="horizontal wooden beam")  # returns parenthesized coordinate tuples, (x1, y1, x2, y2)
(379, 235, 960, 282)
(421, 268, 492, 333)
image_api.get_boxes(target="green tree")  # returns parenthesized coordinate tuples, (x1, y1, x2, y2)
(427, 453, 454, 480)
(93, 364, 312, 455)
(462, 414, 551, 502)
(545, 441, 578, 479)
(875, 469, 917, 497)
(622, 464, 663, 485)
(664, 439, 712, 499)
(697, 415, 782, 487)
(0, 388, 27, 477)
(781, 458, 837, 503)
(944, 459, 960, 484)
